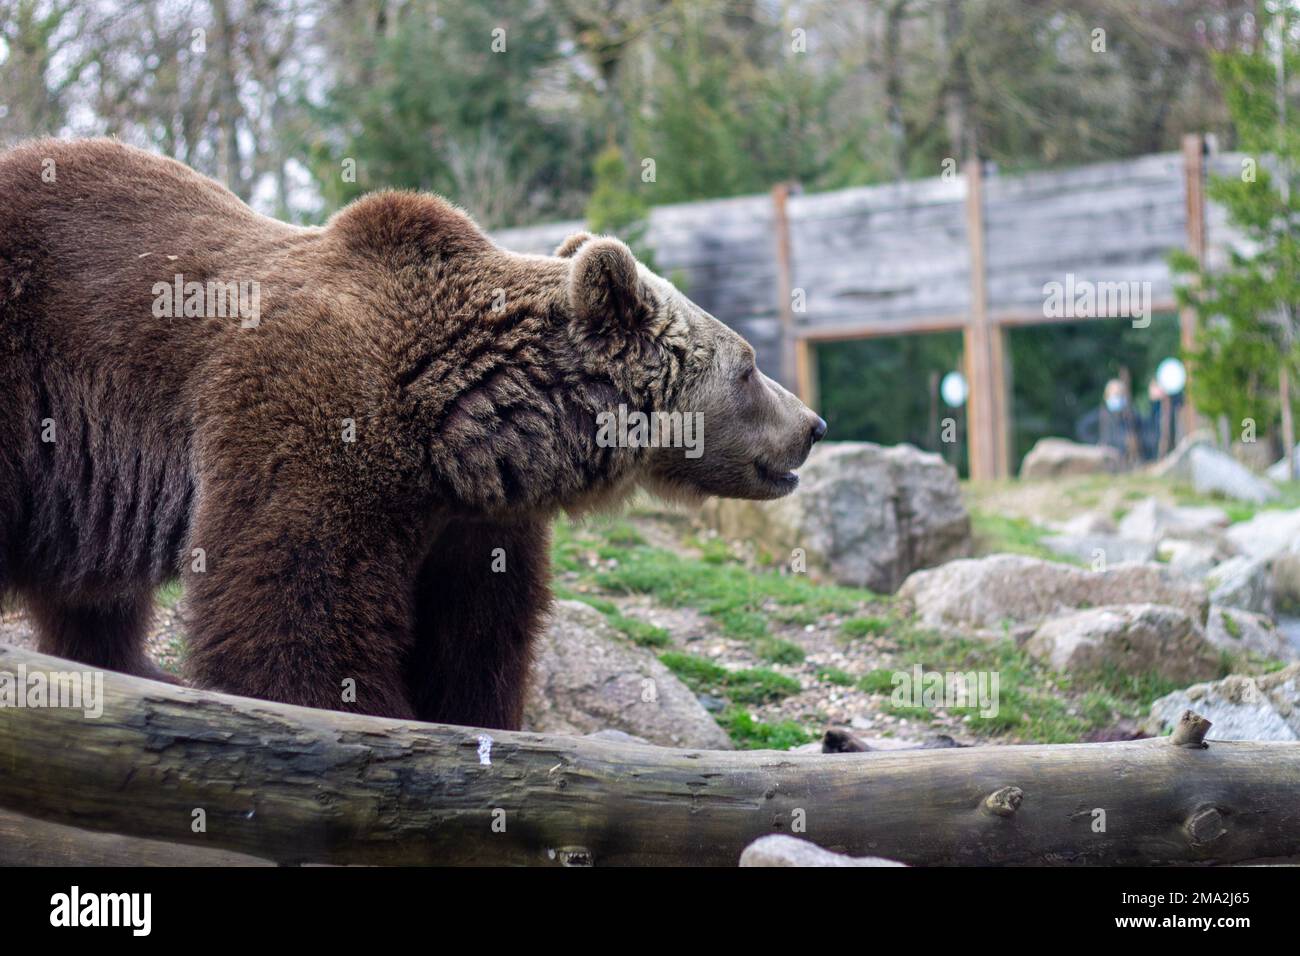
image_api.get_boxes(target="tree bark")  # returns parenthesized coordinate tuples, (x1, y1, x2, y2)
(2, 644, 1299, 866)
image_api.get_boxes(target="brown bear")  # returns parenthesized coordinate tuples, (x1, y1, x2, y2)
(0, 138, 826, 728)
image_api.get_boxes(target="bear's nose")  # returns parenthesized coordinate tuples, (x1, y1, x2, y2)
(810, 416, 828, 443)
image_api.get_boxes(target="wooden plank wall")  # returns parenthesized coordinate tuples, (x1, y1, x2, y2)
(491, 142, 1240, 477)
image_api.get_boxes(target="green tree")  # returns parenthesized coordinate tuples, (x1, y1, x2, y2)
(301, 0, 591, 227)
(1171, 8, 1299, 462)
(585, 143, 654, 269)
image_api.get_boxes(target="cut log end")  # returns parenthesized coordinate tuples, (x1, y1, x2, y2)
(1184, 805, 1228, 848)
(1170, 709, 1212, 749)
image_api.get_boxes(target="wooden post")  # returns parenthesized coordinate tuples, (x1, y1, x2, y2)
(963, 157, 1009, 479)
(1180, 133, 1206, 442)
(793, 336, 819, 409)
(772, 183, 798, 390)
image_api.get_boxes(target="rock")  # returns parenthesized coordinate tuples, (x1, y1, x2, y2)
(1117, 497, 1229, 542)
(1226, 508, 1300, 561)
(523, 600, 732, 749)
(1019, 437, 1121, 480)
(1157, 539, 1220, 580)
(1057, 511, 1118, 536)
(1265, 448, 1300, 482)
(700, 442, 971, 593)
(738, 835, 907, 868)
(1188, 445, 1279, 503)
(1025, 604, 1222, 684)
(1206, 556, 1274, 617)
(1040, 533, 1155, 566)
(898, 554, 1208, 633)
(1271, 554, 1300, 614)
(1206, 606, 1298, 662)
(1143, 664, 1300, 741)
(1277, 617, 1300, 657)
(1154, 433, 1280, 502)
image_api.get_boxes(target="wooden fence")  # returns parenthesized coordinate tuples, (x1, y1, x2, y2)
(494, 136, 1244, 478)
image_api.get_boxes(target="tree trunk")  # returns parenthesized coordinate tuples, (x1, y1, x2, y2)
(2, 644, 1299, 866)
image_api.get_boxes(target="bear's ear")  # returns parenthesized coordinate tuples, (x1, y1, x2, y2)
(554, 231, 594, 258)
(568, 237, 654, 331)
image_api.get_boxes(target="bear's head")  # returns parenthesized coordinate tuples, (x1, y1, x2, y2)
(559, 232, 826, 503)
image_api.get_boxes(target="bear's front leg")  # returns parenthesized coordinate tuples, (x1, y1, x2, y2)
(182, 491, 429, 719)
(407, 517, 551, 729)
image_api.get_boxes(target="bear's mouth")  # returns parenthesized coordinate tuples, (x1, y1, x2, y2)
(754, 461, 799, 493)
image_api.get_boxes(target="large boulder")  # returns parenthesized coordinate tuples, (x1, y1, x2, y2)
(700, 442, 971, 593)
(1057, 511, 1118, 537)
(1272, 554, 1300, 614)
(1205, 555, 1274, 617)
(1225, 508, 1300, 561)
(1117, 497, 1229, 543)
(1143, 664, 1300, 741)
(1040, 533, 1154, 566)
(1155, 433, 1279, 502)
(1025, 604, 1222, 684)
(1019, 437, 1120, 480)
(523, 600, 732, 749)
(1189, 446, 1279, 503)
(1265, 448, 1300, 482)
(898, 554, 1209, 633)
(1205, 606, 1298, 662)
(1156, 539, 1220, 580)
(738, 835, 906, 868)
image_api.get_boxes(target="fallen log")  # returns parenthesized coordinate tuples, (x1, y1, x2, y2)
(0, 808, 270, 866)
(2, 643, 1299, 866)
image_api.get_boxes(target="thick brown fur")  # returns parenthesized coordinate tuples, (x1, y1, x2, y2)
(0, 138, 824, 727)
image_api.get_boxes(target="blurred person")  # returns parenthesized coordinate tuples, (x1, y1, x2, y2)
(1099, 378, 1140, 464)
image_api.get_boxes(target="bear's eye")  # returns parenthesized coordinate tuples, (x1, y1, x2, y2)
(739, 365, 755, 383)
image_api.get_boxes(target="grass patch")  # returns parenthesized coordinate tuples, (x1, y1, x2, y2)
(879, 625, 1172, 743)
(610, 615, 672, 648)
(659, 652, 801, 704)
(1173, 480, 1300, 523)
(553, 587, 671, 648)
(688, 535, 740, 565)
(157, 580, 185, 609)
(755, 636, 806, 665)
(553, 518, 876, 648)
(719, 708, 815, 750)
(857, 668, 901, 694)
(970, 510, 1063, 562)
(1082, 662, 1196, 709)
(1220, 610, 1242, 640)
(840, 615, 892, 640)
(815, 666, 855, 687)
